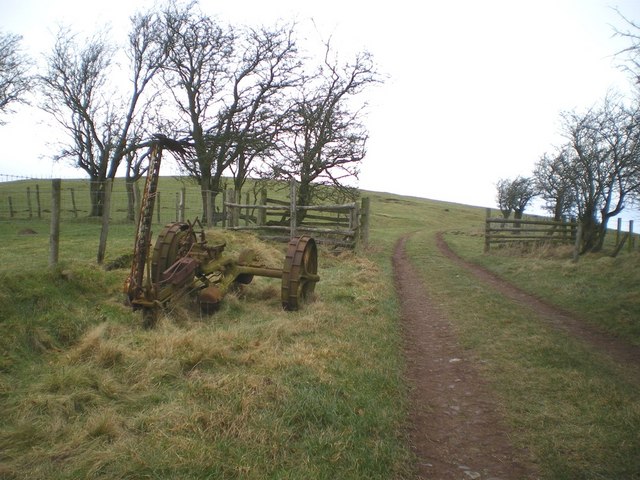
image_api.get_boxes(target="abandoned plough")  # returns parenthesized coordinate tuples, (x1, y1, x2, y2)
(124, 136, 319, 327)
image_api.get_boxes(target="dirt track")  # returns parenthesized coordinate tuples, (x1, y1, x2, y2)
(393, 233, 640, 479)
(434, 232, 640, 383)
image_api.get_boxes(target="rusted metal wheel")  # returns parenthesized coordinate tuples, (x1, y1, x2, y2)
(281, 235, 319, 310)
(151, 222, 196, 286)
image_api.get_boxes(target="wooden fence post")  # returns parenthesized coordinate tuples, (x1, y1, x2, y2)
(49, 179, 61, 267)
(222, 190, 228, 228)
(35, 184, 42, 219)
(360, 197, 370, 248)
(26, 187, 33, 218)
(97, 179, 112, 264)
(629, 220, 635, 253)
(347, 201, 358, 249)
(225, 190, 237, 227)
(180, 187, 186, 222)
(572, 223, 582, 262)
(611, 234, 629, 258)
(290, 179, 297, 239)
(258, 188, 267, 226)
(244, 192, 250, 226)
(205, 190, 214, 226)
(484, 208, 491, 253)
(70, 188, 78, 218)
(8, 196, 14, 218)
(616, 218, 622, 247)
(233, 190, 240, 227)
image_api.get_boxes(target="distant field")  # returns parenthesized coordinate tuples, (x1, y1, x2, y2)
(0, 176, 286, 224)
(0, 184, 638, 479)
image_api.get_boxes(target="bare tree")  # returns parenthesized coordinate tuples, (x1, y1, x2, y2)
(496, 178, 514, 219)
(560, 95, 640, 252)
(40, 28, 113, 216)
(533, 147, 577, 221)
(0, 31, 34, 124)
(495, 176, 537, 220)
(160, 4, 300, 222)
(511, 177, 537, 220)
(39, 10, 166, 216)
(271, 44, 381, 223)
(160, 4, 233, 223)
(613, 9, 640, 88)
(123, 115, 155, 221)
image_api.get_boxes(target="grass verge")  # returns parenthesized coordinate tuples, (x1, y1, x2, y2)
(445, 231, 640, 346)
(405, 230, 640, 480)
(2, 186, 638, 479)
(0, 228, 412, 479)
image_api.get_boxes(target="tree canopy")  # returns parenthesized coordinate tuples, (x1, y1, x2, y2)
(497, 9, 640, 255)
(39, 12, 167, 216)
(0, 31, 34, 124)
(28, 2, 379, 221)
(495, 176, 537, 220)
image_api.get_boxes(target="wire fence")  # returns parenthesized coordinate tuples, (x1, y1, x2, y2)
(0, 177, 215, 225)
(0, 177, 224, 270)
(0, 177, 368, 270)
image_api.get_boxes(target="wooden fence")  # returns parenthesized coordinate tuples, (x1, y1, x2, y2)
(612, 218, 636, 255)
(223, 182, 370, 249)
(484, 209, 577, 252)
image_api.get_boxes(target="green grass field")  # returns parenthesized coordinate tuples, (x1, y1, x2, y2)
(1, 181, 639, 479)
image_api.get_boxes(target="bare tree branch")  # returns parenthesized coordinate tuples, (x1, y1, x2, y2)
(38, 10, 167, 216)
(269, 42, 382, 220)
(0, 31, 34, 123)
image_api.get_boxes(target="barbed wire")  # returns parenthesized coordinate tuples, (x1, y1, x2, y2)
(1, 173, 639, 224)
(0, 173, 56, 183)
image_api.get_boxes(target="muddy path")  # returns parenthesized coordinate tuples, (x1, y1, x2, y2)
(435, 232, 640, 383)
(393, 235, 539, 480)
(393, 232, 640, 479)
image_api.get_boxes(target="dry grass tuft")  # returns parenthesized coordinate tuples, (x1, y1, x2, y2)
(84, 408, 124, 441)
(68, 323, 128, 367)
(26, 326, 57, 353)
(204, 229, 285, 269)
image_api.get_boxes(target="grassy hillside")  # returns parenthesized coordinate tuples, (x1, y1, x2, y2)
(0, 182, 639, 479)
(0, 176, 295, 226)
(367, 192, 640, 480)
(0, 188, 413, 479)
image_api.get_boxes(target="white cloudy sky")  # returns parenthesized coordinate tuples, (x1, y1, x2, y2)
(1, 0, 639, 212)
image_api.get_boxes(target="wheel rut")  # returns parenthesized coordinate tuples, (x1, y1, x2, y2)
(393, 235, 539, 480)
(435, 232, 640, 383)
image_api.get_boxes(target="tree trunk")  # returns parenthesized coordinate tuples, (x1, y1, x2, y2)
(592, 213, 615, 253)
(126, 179, 136, 222)
(199, 170, 212, 223)
(296, 180, 312, 226)
(89, 180, 104, 217)
(553, 201, 563, 222)
(199, 178, 222, 225)
(513, 209, 524, 233)
(579, 212, 599, 253)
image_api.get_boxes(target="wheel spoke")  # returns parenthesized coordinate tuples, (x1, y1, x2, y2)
(281, 236, 319, 310)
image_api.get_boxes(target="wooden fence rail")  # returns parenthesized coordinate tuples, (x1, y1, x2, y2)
(484, 210, 577, 252)
(224, 182, 369, 249)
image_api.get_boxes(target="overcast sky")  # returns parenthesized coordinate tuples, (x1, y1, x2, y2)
(1, 0, 639, 215)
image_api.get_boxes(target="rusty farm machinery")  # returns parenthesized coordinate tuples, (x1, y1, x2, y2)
(124, 136, 319, 327)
